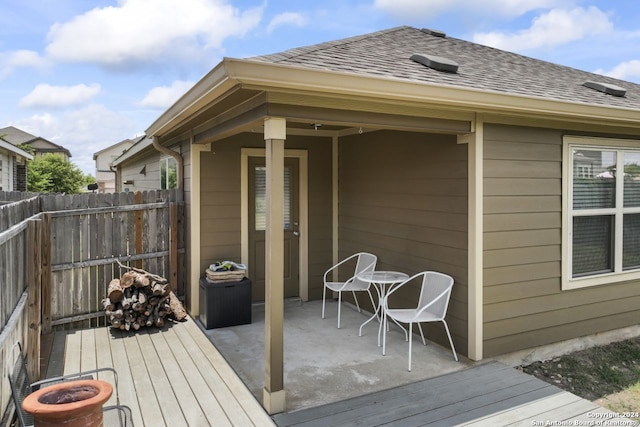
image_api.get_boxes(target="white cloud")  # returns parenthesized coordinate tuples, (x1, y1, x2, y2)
(139, 80, 195, 109)
(19, 83, 101, 108)
(473, 7, 613, 51)
(0, 50, 49, 79)
(266, 12, 307, 34)
(45, 0, 263, 69)
(13, 105, 137, 175)
(595, 60, 640, 81)
(373, 0, 574, 20)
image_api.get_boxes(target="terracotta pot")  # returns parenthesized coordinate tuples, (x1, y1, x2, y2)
(22, 379, 113, 427)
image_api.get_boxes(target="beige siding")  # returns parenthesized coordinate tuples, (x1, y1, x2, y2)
(199, 132, 333, 300)
(483, 124, 640, 357)
(120, 153, 163, 191)
(339, 130, 469, 355)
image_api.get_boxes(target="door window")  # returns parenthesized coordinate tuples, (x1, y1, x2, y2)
(254, 166, 292, 231)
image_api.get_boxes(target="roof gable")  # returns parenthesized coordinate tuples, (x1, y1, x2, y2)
(249, 26, 640, 111)
(0, 126, 72, 157)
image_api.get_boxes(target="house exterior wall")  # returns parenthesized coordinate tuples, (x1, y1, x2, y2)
(28, 139, 70, 161)
(95, 142, 134, 193)
(0, 151, 6, 191)
(198, 132, 333, 300)
(338, 130, 469, 355)
(119, 152, 163, 191)
(483, 123, 640, 357)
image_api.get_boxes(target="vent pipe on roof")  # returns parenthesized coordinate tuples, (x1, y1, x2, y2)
(411, 53, 459, 73)
(583, 81, 626, 97)
(421, 28, 446, 38)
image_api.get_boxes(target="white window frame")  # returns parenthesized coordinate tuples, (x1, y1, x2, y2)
(159, 156, 177, 190)
(563, 135, 640, 289)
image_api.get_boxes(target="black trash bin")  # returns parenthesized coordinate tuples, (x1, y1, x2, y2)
(199, 276, 252, 329)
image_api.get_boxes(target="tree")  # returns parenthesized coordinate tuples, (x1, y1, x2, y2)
(27, 154, 88, 194)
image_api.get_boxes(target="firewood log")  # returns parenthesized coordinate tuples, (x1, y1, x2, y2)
(168, 291, 187, 321)
(135, 274, 150, 288)
(107, 279, 123, 302)
(120, 271, 136, 289)
(102, 298, 115, 312)
(152, 281, 168, 296)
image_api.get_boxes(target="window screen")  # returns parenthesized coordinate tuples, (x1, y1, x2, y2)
(254, 166, 292, 231)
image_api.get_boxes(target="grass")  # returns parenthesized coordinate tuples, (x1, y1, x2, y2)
(519, 336, 640, 421)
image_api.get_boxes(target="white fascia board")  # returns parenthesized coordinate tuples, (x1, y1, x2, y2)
(0, 139, 34, 160)
(224, 58, 640, 127)
(112, 137, 153, 166)
(145, 62, 235, 137)
(145, 57, 640, 141)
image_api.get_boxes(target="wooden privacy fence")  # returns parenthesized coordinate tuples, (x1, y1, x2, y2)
(39, 190, 185, 330)
(0, 194, 45, 423)
(0, 190, 184, 421)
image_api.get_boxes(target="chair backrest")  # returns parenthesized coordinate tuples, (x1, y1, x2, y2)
(417, 272, 454, 320)
(350, 252, 377, 289)
(7, 342, 35, 426)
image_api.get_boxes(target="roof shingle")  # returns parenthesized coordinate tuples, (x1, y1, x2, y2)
(249, 26, 640, 110)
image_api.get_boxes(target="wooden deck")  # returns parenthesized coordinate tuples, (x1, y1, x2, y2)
(47, 317, 275, 427)
(272, 361, 638, 426)
(47, 318, 638, 427)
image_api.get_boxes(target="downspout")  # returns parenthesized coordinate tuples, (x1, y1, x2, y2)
(109, 164, 119, 192)
(152, 135, 184, 190)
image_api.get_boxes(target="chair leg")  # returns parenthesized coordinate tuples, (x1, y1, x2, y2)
(322, 286, 327, 319)
(417, 323, 426, 345)
(408, 322, 413, 372)
(442, 320, 458, 362)
(382, 311, 387, 356)
(337, 291, 342, 329)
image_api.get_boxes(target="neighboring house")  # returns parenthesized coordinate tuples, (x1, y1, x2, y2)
(112, 135, 180, 192)
(0, 126, 71, 160)
(92, 137, 138, 193)
(0, 136, 33, 191)
(117, 26, 640, 412)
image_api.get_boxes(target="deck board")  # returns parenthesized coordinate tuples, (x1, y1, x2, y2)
(50, 317, 276, 427)
(272, 361, 636, 427)
(152, 329, 210, 426)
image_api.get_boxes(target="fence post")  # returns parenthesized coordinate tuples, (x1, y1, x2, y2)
(41, 213, 52, 334)
(134, 191, 143, 269)
(27, 219, 42, 380)
(169, 202, 178, 291)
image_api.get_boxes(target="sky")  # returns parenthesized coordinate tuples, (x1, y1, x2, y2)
(2, 0, 640, 175)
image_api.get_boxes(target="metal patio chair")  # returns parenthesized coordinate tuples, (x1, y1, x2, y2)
(322, 252, 378, 329)
(7, 341, 132, 426)
(382, 271, 458, 371)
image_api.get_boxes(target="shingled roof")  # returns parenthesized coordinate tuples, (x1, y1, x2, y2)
(249, 26, 640, 111)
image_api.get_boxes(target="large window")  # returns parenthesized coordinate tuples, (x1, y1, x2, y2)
(160, 157, 177, 190)
(564, 136, 640, 289)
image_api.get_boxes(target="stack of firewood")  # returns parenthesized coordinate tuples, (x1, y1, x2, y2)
(103, 263, 186, 331)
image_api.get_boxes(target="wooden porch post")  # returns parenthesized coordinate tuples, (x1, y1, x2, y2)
(189, 141, 210, 316)
(459, 114, 484, 361)
(263, 117, 286, 414)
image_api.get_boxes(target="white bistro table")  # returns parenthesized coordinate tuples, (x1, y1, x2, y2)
(357, 270, 409, 348)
